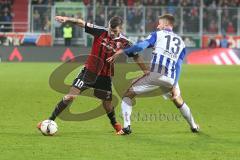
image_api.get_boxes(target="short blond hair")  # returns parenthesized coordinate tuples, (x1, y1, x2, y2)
(159, 14, 175, 26)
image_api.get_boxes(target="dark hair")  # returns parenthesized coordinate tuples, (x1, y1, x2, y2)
(159, 14, 175, 26)
(109, 16, 123, 29)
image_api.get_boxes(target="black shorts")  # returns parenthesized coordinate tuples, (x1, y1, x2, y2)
(72, 68, 112, 100)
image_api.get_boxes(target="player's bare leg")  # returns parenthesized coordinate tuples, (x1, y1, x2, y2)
(48, 87, 81, 120)
(102, 100, 122, 132)
(37, 87, 81, 130)
(117, 90, 136, 135)
(172, 95, 200, 133)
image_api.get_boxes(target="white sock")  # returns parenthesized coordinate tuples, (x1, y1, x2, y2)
(179, 103, 197, 129)
(121, 97, 132, 128)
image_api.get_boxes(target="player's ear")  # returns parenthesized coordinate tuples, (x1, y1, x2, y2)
(164, 19, 169, 26)
(119, 26, 123, 32)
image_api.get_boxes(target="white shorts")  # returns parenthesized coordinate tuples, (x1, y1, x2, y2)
(129, 72, 181, 99)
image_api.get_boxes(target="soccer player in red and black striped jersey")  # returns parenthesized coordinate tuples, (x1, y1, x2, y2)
(37, 16, 149, 134)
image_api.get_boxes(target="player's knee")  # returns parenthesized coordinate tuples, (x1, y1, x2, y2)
(63, 94, 77, 101)
(123, 90, 135, 99)
(122, 96, 132, 106)
(102, 100, 111, 108)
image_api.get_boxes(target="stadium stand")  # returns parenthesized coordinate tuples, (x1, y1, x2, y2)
(0, 0, 239, 47)
(0, 0, 14, 32)
(12, 0, 28, 32)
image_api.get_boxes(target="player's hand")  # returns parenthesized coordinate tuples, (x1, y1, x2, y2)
(55, 16, 68, 23)
(106, 54, 118, 63)
(106, 49, 124, 63)
(171, 86, 179, 100)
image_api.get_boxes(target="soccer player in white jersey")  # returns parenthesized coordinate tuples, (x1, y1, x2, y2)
(107, 14, 200, 135)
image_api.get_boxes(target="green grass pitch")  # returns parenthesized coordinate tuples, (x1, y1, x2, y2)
(0, 63, 240, 160)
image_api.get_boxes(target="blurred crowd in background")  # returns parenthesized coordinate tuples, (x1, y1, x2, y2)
(0, 0, 14, 32)
(27, 0, 240, 35)
(1, 0, 239, 33)
(0, 0, 240, 47)
(41, 0, 240, 7)
(0, 0, 239, 47)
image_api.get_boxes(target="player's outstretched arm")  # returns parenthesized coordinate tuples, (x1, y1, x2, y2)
(107, 40, 150, 63)
(107, 32, 156, 63)
(106, 49, 124, 63)
(55, 16, 86, 28)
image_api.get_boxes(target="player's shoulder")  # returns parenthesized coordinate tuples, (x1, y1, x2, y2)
(116, 33, 132, 43)
(91, 23, 108, 31)
(85, 23, 108, 37)
(86, 23, 108, 33)
(118, 33, 128, 40)
(157, 29, 178, 37)
(158, 30, 184, 43)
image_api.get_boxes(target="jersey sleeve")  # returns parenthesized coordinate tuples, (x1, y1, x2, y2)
(122, 39, 133, 48)
(145, 31, 157, 47)
(85, 23, 107, 37)
(123, 32, 157, 57)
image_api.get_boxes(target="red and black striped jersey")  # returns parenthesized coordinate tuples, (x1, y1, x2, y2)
(84, 23, 132, 77)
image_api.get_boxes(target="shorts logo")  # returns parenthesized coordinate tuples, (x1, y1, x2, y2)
(106, 91, 111, 99)
(75, 79, 84, 88)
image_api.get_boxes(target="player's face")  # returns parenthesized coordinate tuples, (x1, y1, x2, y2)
(108, 25, 122, 38)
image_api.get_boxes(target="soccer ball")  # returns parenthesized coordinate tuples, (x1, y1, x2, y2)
(40, 120, 58, 136)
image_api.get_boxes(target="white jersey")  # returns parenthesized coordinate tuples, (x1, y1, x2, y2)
(123, 29, 186, 97)
(146, 29, 186, 80)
